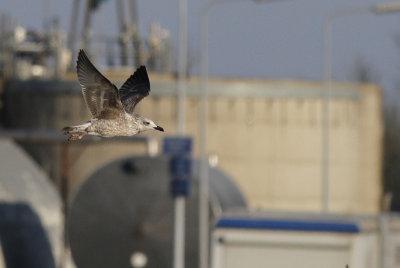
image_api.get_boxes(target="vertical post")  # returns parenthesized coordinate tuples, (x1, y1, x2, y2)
(116, 0, 129, 66)
(128, 0, 142, 66)
(380, 214, 389, 268)
(177, 0, 187, 134)
(199, 2, 287, 267)
(322, 7, 371, 213)
(68, 0, 80, 69)
(173, 1, 188, 268)
(173, 197, 185, 268)
(199, 5, 210, 268)
(54, 18, 63, 79)
(322, 17, 332, 213)
(164, 138, 192, 268)
(60, 145, 70, 268)
(81, 0, 93, 51)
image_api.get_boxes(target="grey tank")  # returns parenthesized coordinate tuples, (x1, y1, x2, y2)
(68, 155, 247, 268)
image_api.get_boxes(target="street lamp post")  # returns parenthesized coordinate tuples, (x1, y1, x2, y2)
(199, 1, 287, 268)
(322, 2, 400, 213)
(173, 1, 188, 268)
(177, 0, 188, 135)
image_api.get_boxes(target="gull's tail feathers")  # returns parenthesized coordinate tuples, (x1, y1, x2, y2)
(62, 122, 91, 135)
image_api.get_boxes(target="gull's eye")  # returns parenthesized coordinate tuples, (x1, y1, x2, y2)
(144, 121, 150, 126)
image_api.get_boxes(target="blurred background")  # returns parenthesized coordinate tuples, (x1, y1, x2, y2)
(1, 0, 400, 268)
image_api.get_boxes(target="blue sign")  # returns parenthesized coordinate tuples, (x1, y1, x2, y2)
(163, 137, 192, 155)
(170, 156, 192, 176)
(163, 137, 193, 197)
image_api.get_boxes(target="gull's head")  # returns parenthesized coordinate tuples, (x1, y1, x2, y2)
(138, 117, 164, 133)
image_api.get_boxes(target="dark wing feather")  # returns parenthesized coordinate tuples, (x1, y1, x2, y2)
(77, 49, 124, 118)
(119, 65, 151, 114)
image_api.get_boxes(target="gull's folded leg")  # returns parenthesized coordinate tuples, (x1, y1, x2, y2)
(68, 132, 88, 141)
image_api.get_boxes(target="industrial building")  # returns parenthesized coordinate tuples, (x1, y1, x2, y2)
(0, 71, 384, 267)
(0, 0, 388, 266)
(4, 73, 383, 212)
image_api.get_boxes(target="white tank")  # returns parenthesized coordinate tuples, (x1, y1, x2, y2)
(0, 138, 63, 266)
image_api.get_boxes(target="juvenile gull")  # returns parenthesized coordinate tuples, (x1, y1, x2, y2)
(62, 49, 164, 141)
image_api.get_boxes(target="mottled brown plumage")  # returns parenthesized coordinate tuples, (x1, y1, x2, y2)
(62, 50, 164, 141)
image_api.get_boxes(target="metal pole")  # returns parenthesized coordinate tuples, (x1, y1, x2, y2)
(68, 0, 80, 69)
(380, 214, 389, 268)
(199, 5, 210, 268)
(173, 197, 185, 268)
(54, 18, 63, 79)
(116, 0, 129, 66)
(199, 1, 284, 267)
(322, 6, 375, 213)
(127, 0, 142, 66)
(177, 0, 187, 135)
(173, 1, 188, 268)
(322, 17, 332, 213)
(200, 3, 235, 266)
(81, 0, 93, 51)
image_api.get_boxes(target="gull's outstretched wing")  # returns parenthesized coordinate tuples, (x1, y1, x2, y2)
(119, 66, 150, 114)
(77, 49, 123, 118)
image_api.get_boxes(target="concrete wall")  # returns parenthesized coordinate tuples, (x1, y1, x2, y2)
(139, 77, 382, 213)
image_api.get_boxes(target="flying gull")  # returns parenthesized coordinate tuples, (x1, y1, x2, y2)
(62, 49, 164, 141)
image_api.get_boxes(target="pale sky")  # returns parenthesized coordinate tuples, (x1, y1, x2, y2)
(2, 0, 400, 103)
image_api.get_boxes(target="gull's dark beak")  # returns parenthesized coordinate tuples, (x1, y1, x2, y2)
(154, 126, 164, 132)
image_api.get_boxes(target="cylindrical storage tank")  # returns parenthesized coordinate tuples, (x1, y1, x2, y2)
(0, 138, 63, 267)
(68, 155, 247, 268)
